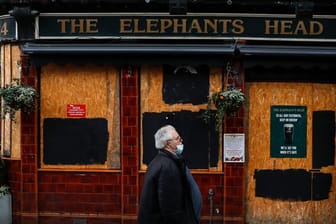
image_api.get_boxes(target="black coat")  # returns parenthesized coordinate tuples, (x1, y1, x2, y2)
(137, 149, 198, 224)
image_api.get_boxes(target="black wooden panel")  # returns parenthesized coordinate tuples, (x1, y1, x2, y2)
(163, 64, 210, 105)
(245, 63, 336, 83)
(254, 169, 332, 201)
(312, 172, 332, 200)
(313, 111, 335, 169)
(142, 110, 218, 169)
(43, 118, 108, 165)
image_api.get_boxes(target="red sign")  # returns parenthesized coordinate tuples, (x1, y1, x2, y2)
(67, 104, 86, 118)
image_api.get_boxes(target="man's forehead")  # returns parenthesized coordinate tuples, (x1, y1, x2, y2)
(171, 130, 179, 136)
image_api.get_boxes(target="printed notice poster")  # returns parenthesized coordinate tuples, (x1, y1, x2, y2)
(224, 134, 245, 163)
(67, 104, 86, 118)
(270, 106, 307, 158)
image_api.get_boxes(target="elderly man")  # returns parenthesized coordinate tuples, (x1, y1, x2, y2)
(137, 125, 202, 224)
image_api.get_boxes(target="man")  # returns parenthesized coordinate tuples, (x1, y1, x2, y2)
(137, 125, 202, 224)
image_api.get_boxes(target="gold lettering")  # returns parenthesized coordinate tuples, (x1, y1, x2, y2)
(173, 19, 187, 33)
(280, 20, 292, 35)
(86, 19, 98, 33)
(133, 19, 145, 33)
(146, 19, 159, 33)
(293, 21, 308, 35)
(160, 19, 173, 33)
(204, 19, 218, 33)
(188, 19, 203, 33)
(0, 21, 9, 36)
(232, 19, 244, 34)
(265, 19, 324, 36)
(265, 20, 279, 34)
(218, 19, 232, 33)
(71, 19, 84, 33)
(57, 19, 70, 33)
(310, 21, 323, 35)
(120, 19, 132, 33)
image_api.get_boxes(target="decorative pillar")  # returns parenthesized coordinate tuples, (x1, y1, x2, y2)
(120, 66, 139, 224)
(19, 54, 39, 224)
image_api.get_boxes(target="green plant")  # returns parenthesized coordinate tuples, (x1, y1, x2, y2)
(0, 185, 10, 197)
(203, 85, 246, 130)
(0, 79, 38, 121)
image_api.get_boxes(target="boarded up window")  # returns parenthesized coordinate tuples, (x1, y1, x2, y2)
(40, 64, 120, 169)
(140, 65, 222, 171)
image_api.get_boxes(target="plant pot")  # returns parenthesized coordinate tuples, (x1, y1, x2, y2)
(0, 193, 12, 224)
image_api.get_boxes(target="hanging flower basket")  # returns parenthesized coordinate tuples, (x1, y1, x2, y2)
(0, 79, 38, 121)
(0, 185, 10, 198)
(203, 85, 246, 130)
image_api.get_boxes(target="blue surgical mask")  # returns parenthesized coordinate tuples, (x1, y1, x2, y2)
(175, 144, 184, 155)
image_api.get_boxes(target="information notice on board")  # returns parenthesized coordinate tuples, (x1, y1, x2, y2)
(270, 106, 307, 158)
(224, 133, 245, 163)
(67, 104, 86, 118)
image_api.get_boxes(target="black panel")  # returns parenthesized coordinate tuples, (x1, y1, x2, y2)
(43, 118, 108, 165)
(163, 65, 210, 105)
(313, 111, 335, 169)
(142, 110, 218, 169)
(255, 169, 310, 201)
(0, 160, 8, 185)
(245, 60, 336, 83)
(312, 172, 332, 200)
(23, 43, 234, 66)
(254, 169, 332, 201)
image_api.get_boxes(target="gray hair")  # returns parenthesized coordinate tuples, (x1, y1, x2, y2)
(154, 125, 175, 149)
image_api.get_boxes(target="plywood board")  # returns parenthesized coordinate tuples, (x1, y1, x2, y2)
(246, 82, 336, 223)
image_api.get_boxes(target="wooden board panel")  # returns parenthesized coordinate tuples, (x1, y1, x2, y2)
(140, 65, 223, 171)
(40, 64, 120, 169)
(246, 82, 336, 223)
(1, 45, 21, 159)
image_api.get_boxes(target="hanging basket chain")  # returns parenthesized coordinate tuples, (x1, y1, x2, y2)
(202, 60, 246, 131)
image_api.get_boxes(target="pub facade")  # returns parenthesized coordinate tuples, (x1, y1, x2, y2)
(0, 1, 335, 224)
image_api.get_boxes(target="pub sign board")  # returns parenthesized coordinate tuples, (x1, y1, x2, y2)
(0, 15, 16, 41)
(3, 13, 336, 41)
(36, 13, 336, 41)
(270, 106, 307, 158)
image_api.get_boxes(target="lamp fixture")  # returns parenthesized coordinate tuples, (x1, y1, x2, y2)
(295, 0, 314, 18)
(169, 0, 187, 15)
(123, 65, 133, 79)
(173, 65, 198, 75)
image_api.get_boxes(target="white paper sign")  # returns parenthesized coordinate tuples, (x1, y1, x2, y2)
(224, 133, 245, 163)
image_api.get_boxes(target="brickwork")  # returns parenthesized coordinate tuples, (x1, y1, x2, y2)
(20, 65, 39, 224)
(121, 67, 139, 222)
(38, 172, 121, 213)
(223, 61, 245, 224)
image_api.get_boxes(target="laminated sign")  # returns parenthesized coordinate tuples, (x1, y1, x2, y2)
(270, 106, 307, 158)
(224, 133, 245, 163)
(67, 104, 86, 118)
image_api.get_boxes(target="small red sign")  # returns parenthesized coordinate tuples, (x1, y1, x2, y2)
(67, 104, 86, 118)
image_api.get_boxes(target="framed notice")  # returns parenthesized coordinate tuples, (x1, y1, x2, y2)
(270, 106, 307, 158)
(224, 134, 245, 163)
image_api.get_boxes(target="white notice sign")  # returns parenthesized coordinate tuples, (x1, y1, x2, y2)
(224, 134, 245, 163)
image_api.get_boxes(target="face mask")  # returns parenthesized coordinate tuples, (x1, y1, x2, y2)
(175, 144, 184, 155)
